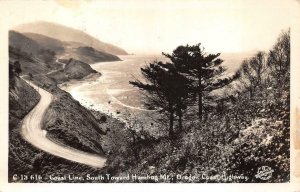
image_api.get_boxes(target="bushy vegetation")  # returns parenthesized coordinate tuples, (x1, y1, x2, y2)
(104, 30, 290, 182)
(226, 30, 290, 182)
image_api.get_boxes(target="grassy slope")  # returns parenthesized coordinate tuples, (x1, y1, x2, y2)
(9, 47, 50, 75)
(43, 87, 106, 155)
(9, 76, 40, 130)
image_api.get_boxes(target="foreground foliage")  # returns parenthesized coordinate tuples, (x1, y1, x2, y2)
(107, 30, 290, 182)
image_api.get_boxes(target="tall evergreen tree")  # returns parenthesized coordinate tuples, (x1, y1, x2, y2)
(130, 61, 192, 138)
(163, 44, 238, 120)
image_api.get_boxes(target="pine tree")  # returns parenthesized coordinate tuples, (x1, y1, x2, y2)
(163, 44, 238, 120)
(130, 61, 193, 138)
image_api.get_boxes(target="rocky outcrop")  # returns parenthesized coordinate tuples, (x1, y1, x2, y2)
(48, 58, 98, 83)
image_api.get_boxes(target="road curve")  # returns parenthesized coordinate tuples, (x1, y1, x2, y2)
(46, 58, 66, 75)
(21, 79, 106, 168)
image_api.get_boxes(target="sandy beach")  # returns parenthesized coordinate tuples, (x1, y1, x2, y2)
(59, 56, 163, 134)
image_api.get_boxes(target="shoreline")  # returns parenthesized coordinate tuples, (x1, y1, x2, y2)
(58, 72, 102, 92)
(58, 55, 163, 136)
(59, 71, 132, 128)
(60, 72, 163, 137)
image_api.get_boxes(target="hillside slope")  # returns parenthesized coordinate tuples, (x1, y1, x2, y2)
(72, 46, 121, 63)
(20, 31, 121, 64)
(9, 31, 60, 71)
(9, 31, 42, 56)
(15, 21, 127, 55)
(9, 76, 40, 129)
(9, 46, 52, 75)
(23, 32, 65, 53)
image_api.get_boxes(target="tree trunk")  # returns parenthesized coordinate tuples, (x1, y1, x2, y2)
(178, 109, 183, 132)
(198, 88, 203, 121)
(169, 110, 174, 138)
(198, 71, 203, 121)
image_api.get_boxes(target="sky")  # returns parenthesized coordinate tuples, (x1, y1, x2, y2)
(4, 0, 298, 54)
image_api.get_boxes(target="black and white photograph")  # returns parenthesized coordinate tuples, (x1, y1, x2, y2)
(1, 0, 299, 188)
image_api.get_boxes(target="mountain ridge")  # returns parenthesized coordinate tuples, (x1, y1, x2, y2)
(10, 30, 121, 65)
(14, 21, 127, 55)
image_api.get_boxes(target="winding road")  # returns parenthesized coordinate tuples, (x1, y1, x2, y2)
(21, 78, 106, 168)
